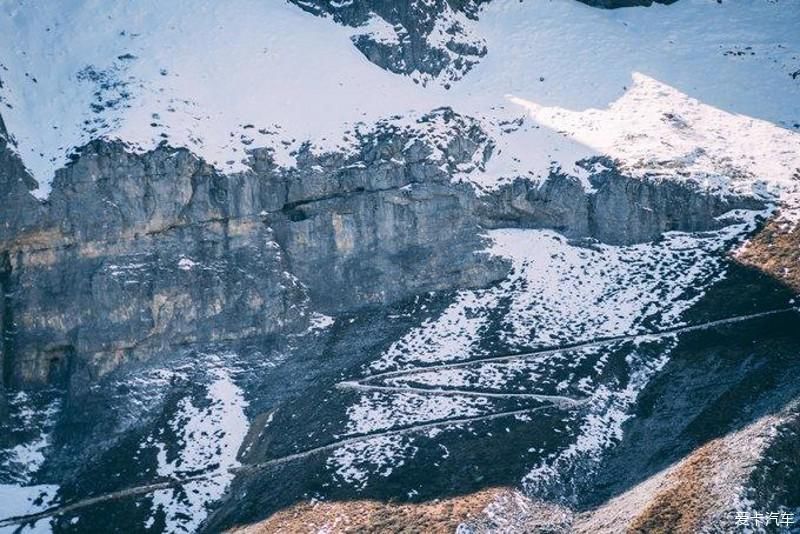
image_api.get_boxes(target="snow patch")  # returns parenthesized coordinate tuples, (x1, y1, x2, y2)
(0, 484, 57, 533)
(2, 0, 797, 201)
(144, 354, 249, 533)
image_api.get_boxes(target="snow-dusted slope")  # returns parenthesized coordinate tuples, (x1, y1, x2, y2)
(1, 2, 800, 532)
(0, 0, 798, 200)
(327, 216, 760, 489)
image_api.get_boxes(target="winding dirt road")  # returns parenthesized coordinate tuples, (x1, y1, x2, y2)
(1, 307, 795, 529)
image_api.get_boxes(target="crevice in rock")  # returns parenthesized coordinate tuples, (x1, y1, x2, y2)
(1, 251, 15, 393)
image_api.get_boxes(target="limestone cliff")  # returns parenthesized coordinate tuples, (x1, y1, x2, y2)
(0, 108, 759, 396)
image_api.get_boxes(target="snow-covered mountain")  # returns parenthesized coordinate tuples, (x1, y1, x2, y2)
(1, 0, 798, 196)
(1, 1, 799, 533)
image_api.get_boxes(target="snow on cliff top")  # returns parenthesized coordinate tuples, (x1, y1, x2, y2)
(0, 0, 798, 199)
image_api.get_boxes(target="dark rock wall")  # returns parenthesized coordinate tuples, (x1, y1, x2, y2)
(0, 251, 10, 417)
(0, 115, 45, 243)
(0, 111, 506, 390)
(288, 0, 490, 83)
(477, 157, 759, 244)
(578, 0, 677, 7)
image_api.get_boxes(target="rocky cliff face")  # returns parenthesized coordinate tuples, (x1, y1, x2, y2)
(0, 109, 499, 392)
(477, 158, 760, 244)
(0, 107, 759, 397)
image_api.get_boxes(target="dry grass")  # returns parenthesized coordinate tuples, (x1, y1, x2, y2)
(228, 488, 507, 534)
(627, 439, 728, 534)
(625, 410, 788, 534)
(737, 217, 800, 292)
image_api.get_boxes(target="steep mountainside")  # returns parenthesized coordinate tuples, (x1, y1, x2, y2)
(0, 0, 799, 533)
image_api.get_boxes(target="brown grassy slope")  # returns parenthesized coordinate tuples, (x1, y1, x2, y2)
(227, 487, 506, 534)
(626, 439, 728, 534)
(737, 216, 800, 292)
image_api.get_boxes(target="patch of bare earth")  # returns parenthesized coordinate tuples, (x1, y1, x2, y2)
(226, 488, 506, 534)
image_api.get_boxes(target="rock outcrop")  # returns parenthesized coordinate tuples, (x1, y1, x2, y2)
(288, 0, 490, 85)
(477, 157, 761, 244)
(0, 108, 761, 396)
